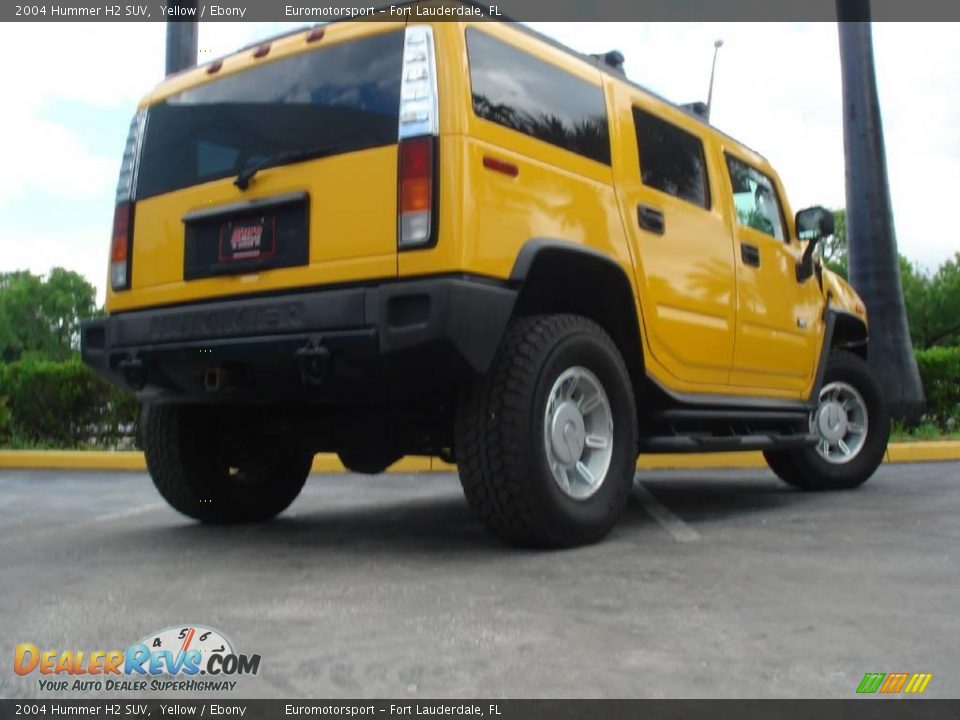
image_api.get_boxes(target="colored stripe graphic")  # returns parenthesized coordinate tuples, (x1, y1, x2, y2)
(857, 673, 885, 694)
(880, 673, 910, 693)
(858, 672, 933, 694)
(904, 674, 933, 694)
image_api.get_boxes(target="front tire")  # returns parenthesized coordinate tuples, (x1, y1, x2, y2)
(142, 405, 313, 523)
(764, 350, 890, 490)
(455, 314, 638, 547)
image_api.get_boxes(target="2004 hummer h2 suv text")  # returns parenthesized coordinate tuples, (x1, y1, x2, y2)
(83, 15, 890, 547)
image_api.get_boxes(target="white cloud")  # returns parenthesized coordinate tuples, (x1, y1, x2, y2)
(4, 223, 111, 305)
(0, 113, 117, 206)
(0, 22, 165, 110)
(0, 23, 165, 209)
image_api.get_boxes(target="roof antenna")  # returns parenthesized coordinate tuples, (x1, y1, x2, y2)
(706, 39, 724, 122)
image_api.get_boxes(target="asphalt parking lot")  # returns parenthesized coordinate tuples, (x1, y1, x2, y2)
(1, 462, 957, 699)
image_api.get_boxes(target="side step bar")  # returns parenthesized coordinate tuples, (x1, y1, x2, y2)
(640, 432, 818, 454)
(652, 409, 809, 425)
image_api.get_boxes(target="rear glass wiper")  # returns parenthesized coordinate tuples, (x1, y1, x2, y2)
(234, 144, 343, 191)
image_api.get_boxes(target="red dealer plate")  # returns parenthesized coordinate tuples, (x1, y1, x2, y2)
(218, 216, 277, 262)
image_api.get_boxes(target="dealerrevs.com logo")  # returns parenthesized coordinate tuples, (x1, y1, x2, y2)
(13, 625, 261, 693)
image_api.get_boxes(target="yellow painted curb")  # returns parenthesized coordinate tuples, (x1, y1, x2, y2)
(0, 442, 958, 472)
(0, 450, 147, 471)
(886, 441, 960, 464)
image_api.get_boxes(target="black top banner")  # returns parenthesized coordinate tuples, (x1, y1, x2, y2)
(3, 0, 960, 22)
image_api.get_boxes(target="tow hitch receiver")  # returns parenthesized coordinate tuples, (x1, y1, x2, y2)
(296, 337, 331, 386)
(118, 355, 146, 391)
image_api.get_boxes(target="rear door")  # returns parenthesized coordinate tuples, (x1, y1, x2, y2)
(113, 22, 406, 312)
(611, 85, 737, 388)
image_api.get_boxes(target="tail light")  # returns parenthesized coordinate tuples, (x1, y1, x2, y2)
(397, 26, 438, 249)
(110, 202, 133, 289)
(111, 111, 145, 290)
(398, 136, 434, 248)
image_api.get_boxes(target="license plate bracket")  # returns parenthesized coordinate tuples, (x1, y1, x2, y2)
(182, 192, 309, 281)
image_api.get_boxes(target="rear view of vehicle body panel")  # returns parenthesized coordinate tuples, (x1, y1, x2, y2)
(108, 21, 410, 313)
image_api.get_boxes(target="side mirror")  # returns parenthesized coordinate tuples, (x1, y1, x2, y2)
(795, 206, 834, 282)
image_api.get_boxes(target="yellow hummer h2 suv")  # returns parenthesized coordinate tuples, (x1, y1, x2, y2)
(82, 14, 889, 546)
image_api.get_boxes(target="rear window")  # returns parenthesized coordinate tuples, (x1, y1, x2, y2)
(466, 29, 610, 165)
(135, 30, 405, 200)
(632, 108, 710, 209)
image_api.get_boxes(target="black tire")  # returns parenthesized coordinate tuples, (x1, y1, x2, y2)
(455, 314, 638, 547)
(763, 350, 890, 490)
(142, 405, 313, 523)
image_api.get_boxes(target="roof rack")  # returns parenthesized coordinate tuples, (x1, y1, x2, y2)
(589, 50, 626, 76)
(679, 102, 709, 120)
(235, 25, 314, 54)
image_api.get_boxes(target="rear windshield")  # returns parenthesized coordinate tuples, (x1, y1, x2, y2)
(135, 29, 405, 200)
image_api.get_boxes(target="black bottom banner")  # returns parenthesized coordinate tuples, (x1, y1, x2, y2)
(2, 700, 959, 720)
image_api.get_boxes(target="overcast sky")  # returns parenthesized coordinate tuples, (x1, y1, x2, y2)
(1, 21, 956, 302)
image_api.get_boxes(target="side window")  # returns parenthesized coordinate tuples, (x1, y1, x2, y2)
(466, 29, 611, 165)
(632, 108, 710, 209)
(725, 155, 786, 241)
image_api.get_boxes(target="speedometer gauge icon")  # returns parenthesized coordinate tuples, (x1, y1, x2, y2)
(138, 625, 234, 669)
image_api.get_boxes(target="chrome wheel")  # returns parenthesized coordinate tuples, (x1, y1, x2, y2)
(543, 366, 614, 500)
(811, 381, 868, 465)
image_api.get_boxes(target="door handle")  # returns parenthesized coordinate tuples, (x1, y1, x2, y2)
(637, 204, 665, 235)
(741, 242, 761, 268)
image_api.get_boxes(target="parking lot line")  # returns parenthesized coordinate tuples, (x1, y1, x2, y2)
(632, 478, 701, 543)
(93, 502, 165, 524)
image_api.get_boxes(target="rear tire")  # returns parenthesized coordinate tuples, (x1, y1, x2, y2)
(142, 405, 313, 523)
(455, 314, 638, 547)
(764, 350, 889, 490)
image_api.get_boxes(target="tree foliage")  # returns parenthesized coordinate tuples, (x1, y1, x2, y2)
(914, 346, 960, 428)
(819, 210, 960, 349)
(0, 357, 138, 448)
(820, 209, 848, 279)
(0, 268, 97, 362)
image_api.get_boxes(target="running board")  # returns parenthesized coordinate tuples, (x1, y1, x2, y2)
(639, 432, 818, 454)
(653, 409, 809, 425)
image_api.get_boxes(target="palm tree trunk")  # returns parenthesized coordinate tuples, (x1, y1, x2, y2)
(165, 1, 198, 76)
(837, 0, 925, 421)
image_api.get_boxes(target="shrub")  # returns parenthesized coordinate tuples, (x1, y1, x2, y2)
(914, 346, 960, 429)
(0, 357, 139, 449)
(0, 396, 11, 442)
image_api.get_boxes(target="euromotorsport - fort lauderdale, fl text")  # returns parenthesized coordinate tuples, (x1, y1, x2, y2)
(284, 705, 500, 716)
(284, 4, 502, 16)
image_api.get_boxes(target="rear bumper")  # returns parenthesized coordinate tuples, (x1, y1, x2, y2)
(81, 276, 516, 404)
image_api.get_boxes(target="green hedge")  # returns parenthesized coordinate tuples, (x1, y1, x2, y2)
(915, 346, 960, 427)
(0, 357, 139, 448)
